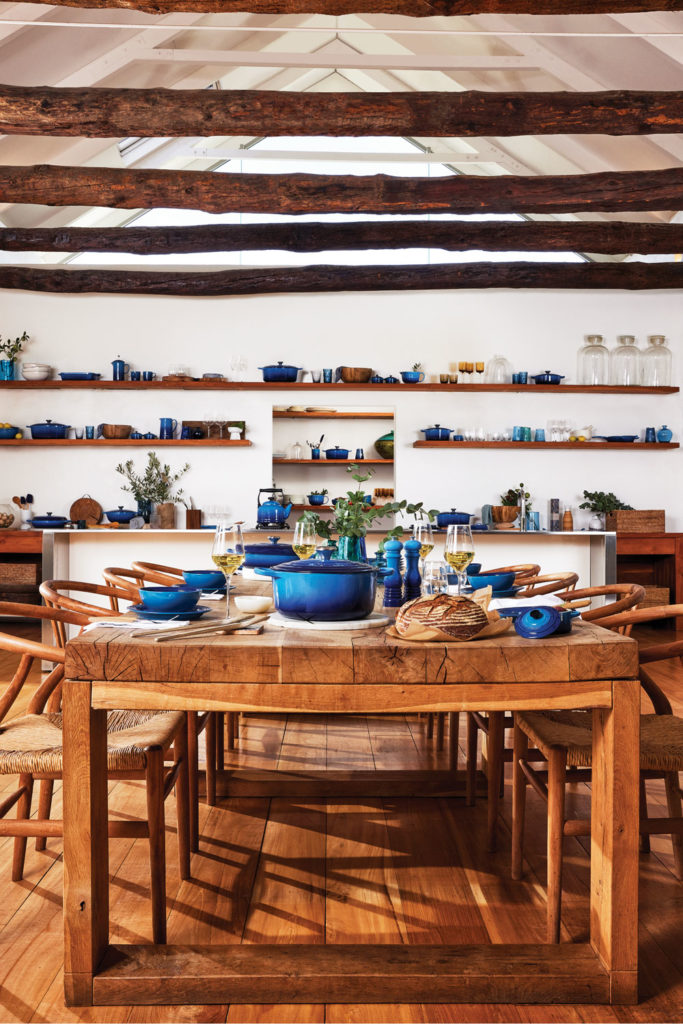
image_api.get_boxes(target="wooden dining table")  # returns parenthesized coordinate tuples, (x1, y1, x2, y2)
(62, 593, 640, 1008)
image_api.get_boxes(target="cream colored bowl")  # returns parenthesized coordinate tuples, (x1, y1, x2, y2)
(234, 595, 273, 614)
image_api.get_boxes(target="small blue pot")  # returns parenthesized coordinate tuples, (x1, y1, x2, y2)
(401, 371, 425, 383)
(325, 447, 350, 460)
(307, 493, 327, 506)
(244, 536, 296, 568)
(105, 506, 136, 524)
(468, 571, 516, 592)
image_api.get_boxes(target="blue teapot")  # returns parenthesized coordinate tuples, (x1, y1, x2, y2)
(257, 487, 292, 527)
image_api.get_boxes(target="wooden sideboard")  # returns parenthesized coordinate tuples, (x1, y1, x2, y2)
(616, 531, 683, 623)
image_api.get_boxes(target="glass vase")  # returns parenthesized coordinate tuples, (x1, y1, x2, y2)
(336, 535, 367, 562)
(642, 335, 672, 387)
(577, 335, 609, 386)
(0, 359, 15, 381)
(137, 498, 153, 523)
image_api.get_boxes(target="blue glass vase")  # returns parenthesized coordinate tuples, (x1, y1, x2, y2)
(0, 359, 15, 381)
(657, 425, 673, 443)
(137, 499, 153, 523)
(336, 535, 367, 562)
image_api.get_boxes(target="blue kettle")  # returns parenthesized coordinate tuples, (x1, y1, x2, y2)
(257, 487, 293, 527)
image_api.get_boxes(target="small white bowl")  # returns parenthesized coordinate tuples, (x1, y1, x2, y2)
(21, 367, 51, 380)
(234, 595, 273, 614)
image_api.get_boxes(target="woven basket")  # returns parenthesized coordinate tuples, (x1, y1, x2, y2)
(605, 509, 665, 533)
(0, 562, 39, 584)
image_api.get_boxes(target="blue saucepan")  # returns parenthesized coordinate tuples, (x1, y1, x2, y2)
(255, 558, 377, 620)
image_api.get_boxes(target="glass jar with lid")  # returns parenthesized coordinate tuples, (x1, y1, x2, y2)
(485, 354, 512, 384)
(577, 334, 609, 386)
(610, 335, 641, 387)
(642, 334, 672, 387)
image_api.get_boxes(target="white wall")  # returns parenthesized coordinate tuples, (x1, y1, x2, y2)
(1, 285, 680, 529)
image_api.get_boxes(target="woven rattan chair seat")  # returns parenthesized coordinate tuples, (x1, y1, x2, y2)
(517, 710, 683, 771)
(0, 709, 185, 775)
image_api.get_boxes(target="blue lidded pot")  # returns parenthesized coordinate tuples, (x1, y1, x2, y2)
(259, 362, 302, 383)
(435, 509, 473, 528)
(254, 558, 377, 621)
(325, 446, 350, 460)
(105, 506, 137, 524)
(421, 424, 452, 441)
(244, 536, 296, 568)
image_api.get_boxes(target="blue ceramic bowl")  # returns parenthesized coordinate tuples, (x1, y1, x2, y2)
(139, 586, 201, 612)
(307, 493, 327, 506)
(467, 562, 482, 575)
(401, 371, 424, 384)
(182, 569, 226, 589)
(468, 571, 516, 592)
(0, 426, 19, 438)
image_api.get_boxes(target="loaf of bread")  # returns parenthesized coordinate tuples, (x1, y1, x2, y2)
(395, 593, 489, 641)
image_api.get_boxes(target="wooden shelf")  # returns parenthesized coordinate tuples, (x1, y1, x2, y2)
(1, 381, 678, 395)
(413, 441, 679, 450)
(273, 410, 394, 419)
(0, 439, 252, 447)
(273, 458, 393, 465)
(292, 504, 335, 511)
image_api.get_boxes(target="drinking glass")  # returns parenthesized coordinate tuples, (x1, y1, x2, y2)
(413, 522, 434, 572)
(211, 522, 245, 617)
(293, 518, 317, 560)
(423, 560, 447, 595)
(444, 524, 475, 595)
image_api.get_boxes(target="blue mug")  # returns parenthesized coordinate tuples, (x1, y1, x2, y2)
(535, 428, 546, 442)
(645, 426, 656, 443)
(512, 373, 520, 384)
(518, 372, 528, 384)
(512, 426, 523, 441)
(85, 425, 94, 439)
(142, 371, 155, 381)
(323, 368, 333, 383)
(160, 417, 177, 439)
(130, 370, 141, 381)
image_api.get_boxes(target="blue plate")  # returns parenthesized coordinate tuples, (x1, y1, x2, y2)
(131, 603, 211, 621)
(454, 581, 522, 598)
(59, 372, 102, 380)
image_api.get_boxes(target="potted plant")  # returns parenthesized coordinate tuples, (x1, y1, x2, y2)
(307, 489, 328, 507)
(301, 464, 438, 561)
(579, 490, 633, 530)
(115, 452, 189, 524)
(0, 330, 29, 381)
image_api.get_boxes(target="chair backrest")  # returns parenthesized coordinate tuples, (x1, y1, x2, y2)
(131, 560, 184, 586)
(485, 563, 541, 583)
(516, 572, 579, 597)
(0, 602, 90, 720)
(40, 579, 133, 646)
(555, 583, 645, 624)
(102, 567, 146, 606)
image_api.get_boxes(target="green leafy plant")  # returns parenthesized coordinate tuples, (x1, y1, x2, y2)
(0, 331, 29, 360)
(578, 490, 634, 514)
(308, 488, 328, 497)
(301, 464, 438, 541)
(115, 452, 190, 505)
(412, 361, 423, 372)
(501, 482, 532, 511)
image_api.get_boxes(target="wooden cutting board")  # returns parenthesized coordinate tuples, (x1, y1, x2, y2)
(69, 495, 102, 526)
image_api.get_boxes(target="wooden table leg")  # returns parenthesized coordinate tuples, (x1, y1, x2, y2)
(187, 712, 199, 853)
(63, 680, 109, 1007)
(590, 677, 639, 1005)
(486, 711, 504, 852)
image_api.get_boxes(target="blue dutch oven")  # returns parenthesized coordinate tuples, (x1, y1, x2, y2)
(259, 362, 302, 383)
(435, 509, 473, 528)
(244, 536, 296, 568)
(421, 424, 452, 441)
(254, 558, 377, 620)
(105, 506, 137, 524)
(324, 446, 350, 459)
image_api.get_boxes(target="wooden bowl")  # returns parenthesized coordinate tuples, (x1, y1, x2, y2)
(491, 505, 520, 524)
(340, 366, 372, 384)
(101, 424, 132, 439)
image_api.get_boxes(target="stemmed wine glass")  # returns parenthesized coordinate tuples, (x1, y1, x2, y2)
(211, 522, 245, 617)
(444, 524, 475, 595)
(293, 518, 317, 560)
(413, 522, 434, 575)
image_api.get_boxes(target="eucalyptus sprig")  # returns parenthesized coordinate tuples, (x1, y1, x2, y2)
(301, 464, 438, 541)
(115, 452, 190, 505)
(0, 331, 29, 361)
(578, 490, 633, 514)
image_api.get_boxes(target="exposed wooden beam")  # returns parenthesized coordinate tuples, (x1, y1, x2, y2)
(11, 0, 683, 16)
(149, 48, 541, 72)
(0, 263, 679, 295)
(1, 221, 681, 255)
(2, 85, 683, 138)
(1, 165, 681, 215)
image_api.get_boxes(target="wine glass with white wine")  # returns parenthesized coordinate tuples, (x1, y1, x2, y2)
(444, 524, 475, 595)
(211, 522, 245, 618)
(413, 522, 434, 576)
(293, 518, 317, 560)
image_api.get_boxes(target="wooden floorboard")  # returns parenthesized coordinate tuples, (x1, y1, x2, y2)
(0, 628, 681, 1021)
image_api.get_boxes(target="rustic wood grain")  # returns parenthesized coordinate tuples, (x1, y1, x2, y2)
(91, 942, 611, 1004)
(13, 0, 683, 16)
(2, 164, 682, 216)
(2, 262, 681, 297)
(3, 85, 682, 138)
(2, 221, 682, 256)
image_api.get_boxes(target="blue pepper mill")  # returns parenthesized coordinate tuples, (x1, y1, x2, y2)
(403, 537, 422, 602)
(382, 539, 404, 608)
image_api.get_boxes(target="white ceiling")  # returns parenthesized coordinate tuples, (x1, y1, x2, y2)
(0, 3, 681, 261)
